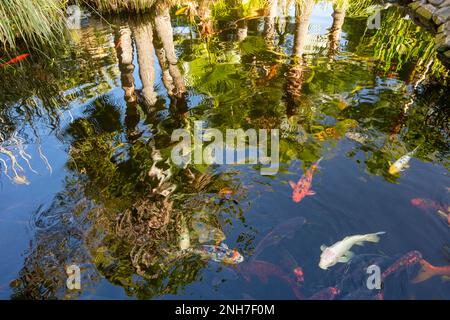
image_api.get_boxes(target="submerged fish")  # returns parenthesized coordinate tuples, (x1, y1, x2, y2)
(388, 146, 419, 175)
(237, 260, 303, 299)
(411, 259, 450, 284)
(280, 248, 304, 283)
(319, 232, 386, 270)
(381, 250, 423, 281)
(289, 158, 322, 203)
(411, 198, 448, 213)
(0, 53, 29, 67)
(252, 217, 307, 260)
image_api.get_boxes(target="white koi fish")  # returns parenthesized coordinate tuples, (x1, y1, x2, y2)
(319, 232, 386, 270)
(388, 146, 420, 175)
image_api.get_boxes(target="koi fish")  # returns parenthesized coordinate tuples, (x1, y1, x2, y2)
(252, 217, 307, 260)
(0, 53, 29, 68)
(319, 232, 386, 270)
(411, 198, 448, 213)
(289, 158, 323, 203)
(411, 259, 450, 283)
(381, 250, 423, 281)
(388, 146, 419, 175)
(193, 243, 244, 265)
(237, 260, 304, 299)
(307, 287, 339, 300)
(219, 187, 236, 197)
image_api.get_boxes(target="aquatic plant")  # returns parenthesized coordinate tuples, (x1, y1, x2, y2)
(85, 0, 161, 13)
(0, 0, 66, 52)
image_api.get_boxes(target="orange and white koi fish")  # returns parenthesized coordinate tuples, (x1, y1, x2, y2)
(289, 158, 322, 203)
(411, 259, 450, 283)
(0, 53, 29, 68)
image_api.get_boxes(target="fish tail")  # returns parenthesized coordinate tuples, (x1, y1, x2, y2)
(364, 231, 386, 243)
(411, 259, 438, 284)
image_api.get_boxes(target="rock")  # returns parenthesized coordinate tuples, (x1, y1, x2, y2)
(437, 21, 450, 33)
(428, 0, 444, 5)
(432, 6, 450, 25)
(416, 4, 437, 22)
(434, 33, 450, 51)
(438, 0, 450, 7)
(408, 1, 422, 11)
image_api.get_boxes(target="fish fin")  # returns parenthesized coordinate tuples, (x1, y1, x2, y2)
(338, 256, 351, 263)
(364, 231, 386, 243)
(343, 251, 355, 260)
(320, 245, 327, 251)
(355, 241, 365, 246)
(411, 259, 437, 284)
(289, 181, 297, 189)
(307, 190, 316, 195)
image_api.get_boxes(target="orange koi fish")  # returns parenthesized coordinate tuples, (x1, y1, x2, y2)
(289, 158, 323, 203)
(0, 53, 29, 68)
(411, 259, 450, 284)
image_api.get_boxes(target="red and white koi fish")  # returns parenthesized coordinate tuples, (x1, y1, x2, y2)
(411, 198, 448, 213)
(381, 250, 423, 281)
(289, 158, 323, 203)
(411, 259, 450, 284)
(0, 53, 29, 68)
(411, 198, 450, 225)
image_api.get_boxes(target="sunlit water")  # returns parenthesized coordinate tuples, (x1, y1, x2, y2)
(0, 2, 449, 300)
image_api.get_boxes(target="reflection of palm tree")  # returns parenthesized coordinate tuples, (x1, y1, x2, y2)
(114, 25, 141, 140)
(132, 19, 157, 109)
(263, 0, 278, 48)
(328, 0, 347, 57)
(285, 0, 314, 110)
(197, 0, 214, 38)
(154, 3, 186, 98)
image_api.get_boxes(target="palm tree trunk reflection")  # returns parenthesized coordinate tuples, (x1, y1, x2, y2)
(285, 0, 314, 111)
(328, 0, 347, 57)
(132, 19, 157, 109)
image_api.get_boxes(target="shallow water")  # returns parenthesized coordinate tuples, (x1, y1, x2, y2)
(0, 2, 449, 300)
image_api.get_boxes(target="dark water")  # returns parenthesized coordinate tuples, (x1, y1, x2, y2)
(0, 2, 449, 300)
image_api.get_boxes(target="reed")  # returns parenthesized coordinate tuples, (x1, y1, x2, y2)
(0, 0, 66, 52)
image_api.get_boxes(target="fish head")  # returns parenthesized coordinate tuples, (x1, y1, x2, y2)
(293, 267, 304, 282)
(319, 248, 337, 270)
(410, 198, 425, 206)
(388, 164, 400, 175)
(221, 249, 244, 264)
(292, 190, 303, 202)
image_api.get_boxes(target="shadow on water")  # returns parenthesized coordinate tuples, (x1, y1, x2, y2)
(0, 0, 449, 299)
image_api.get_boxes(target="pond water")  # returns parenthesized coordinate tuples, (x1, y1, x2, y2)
(0, 1, 449, 300)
